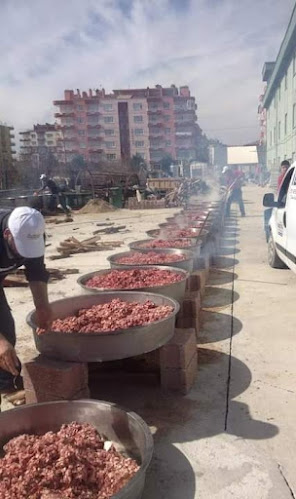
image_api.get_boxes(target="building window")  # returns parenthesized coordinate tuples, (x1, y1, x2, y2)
(278, 121, 281, 140)
(133, 103, 143, 111)
(80, 143, 86, 148)
(78, 130, 85, 136)
(270, 131, 272, 146)
(103, 104, 113, 111)
(165, 140, 171, 147)
(135, 140, 144, 147)
(134, 128, 144, 135)
(285, 113, 288, 135)
(294, 55, 296, 76)
(105, 129, 115, 135)
(77, 105, 83, 110)
(105, 141, 115, 148)
(134, 115, 143, 123)
(163, 115, 170, 122)
(106, 153, 116, 160)
(135, 152, 145, 159)
(104, 116, 114, 123)
(165, 128, 171, 134)
(274, 126, 276, 143)
(278, 86, 281, 101)
(46, 133, 53, 137)
(293, 104, 296, 128)
(163, 102, 170, 109)
(285, 73, 288, 90)
(47, 140, 54, 145)
(77, 117, 84, 123)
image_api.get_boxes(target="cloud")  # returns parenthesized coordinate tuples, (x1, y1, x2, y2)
(0, 0, 294, 146)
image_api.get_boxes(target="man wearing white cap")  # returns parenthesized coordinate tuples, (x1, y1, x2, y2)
(0, 206, 52, 399)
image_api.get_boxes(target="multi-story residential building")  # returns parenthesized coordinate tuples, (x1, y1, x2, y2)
(20, 123, 62, 167)
(262, 3, 296, 188)
(53, 85, 199, 165)
(0, 124, 16, 189)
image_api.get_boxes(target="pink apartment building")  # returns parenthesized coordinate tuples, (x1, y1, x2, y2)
(53, 85, 198, 165)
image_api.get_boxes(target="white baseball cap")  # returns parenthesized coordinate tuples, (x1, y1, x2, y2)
(8, 207, 45, 258)
(40, 174, 47, 180)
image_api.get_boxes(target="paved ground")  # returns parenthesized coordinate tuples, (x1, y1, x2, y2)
(2, 186, 296, 498)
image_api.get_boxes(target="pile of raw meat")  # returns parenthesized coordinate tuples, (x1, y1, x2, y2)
(137, 239, 192, 249)
(162, 228, 199, 238)
(116, 251, 186, 265)
(38, 299, 173, 334)
(86, 268, 183, 290)
(0, 422, 139, 498)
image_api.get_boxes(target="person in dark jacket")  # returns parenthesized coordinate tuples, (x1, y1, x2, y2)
(0, 207, 52, 401)
(38, 174, 70, 214)
(226, 167, 246, 217)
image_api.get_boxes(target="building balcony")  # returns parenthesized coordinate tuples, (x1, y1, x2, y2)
(54, 112, 75, 118)
(89, 148, 103, 153)
(54, 100, 73, 105)
(87, 124, 102, 129)
(86, 111, 101, 116)
(148, 121, 163, 127)
(88, 136, 103, 142)
(148, 109, 162, 114)
(57, 124, 75, 130)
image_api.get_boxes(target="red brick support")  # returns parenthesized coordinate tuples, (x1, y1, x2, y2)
(23, 356, 89, 404)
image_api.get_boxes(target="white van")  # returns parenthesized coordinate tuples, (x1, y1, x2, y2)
(263, 164, 296, 270)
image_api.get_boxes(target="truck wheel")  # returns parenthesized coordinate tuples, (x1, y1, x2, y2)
(268, 236, 286, 269)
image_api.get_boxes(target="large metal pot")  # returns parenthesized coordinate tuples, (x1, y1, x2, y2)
(129, 239, 200, 256)
(146, 227, 202, 244)
(0, 399, 153, 499)
(108, 249, 194, 272)
(77, 266, 188, 303)
(27, 291, 179, 362)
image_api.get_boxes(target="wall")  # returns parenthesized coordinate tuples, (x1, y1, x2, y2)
(266, 53, 296, 188)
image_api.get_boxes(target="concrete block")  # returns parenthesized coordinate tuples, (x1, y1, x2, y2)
(160, 328, 197, 369)
(175, 314, 200, 338)
(160, 351, 198, 394)
(25, 385, 90, 405)
(23, 356, 88, 403)
(187, 269, 207, 296)
(178, 290, 201, 318)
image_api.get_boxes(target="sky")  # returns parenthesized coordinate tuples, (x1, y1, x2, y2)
(0, 0, 295, 146)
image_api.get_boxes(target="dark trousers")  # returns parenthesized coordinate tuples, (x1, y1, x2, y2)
(0, 286, 22, 392)
(226, 188, 245, 216)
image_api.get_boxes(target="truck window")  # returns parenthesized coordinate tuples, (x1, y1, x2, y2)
(278, 168, 295, 207)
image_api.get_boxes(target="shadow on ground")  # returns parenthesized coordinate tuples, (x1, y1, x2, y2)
(209, 269, 238, 285)
(203, 286, 239, 309)
(212, 256, 239, 269)
(199, 310, 242, 343)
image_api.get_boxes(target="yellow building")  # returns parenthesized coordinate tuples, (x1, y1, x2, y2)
(0, 124, 16, 189)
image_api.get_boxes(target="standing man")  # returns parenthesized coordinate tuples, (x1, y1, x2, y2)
(0, 207, 52, 400)
(38, 174, 70, 215)
(277, 160, 290, 192)
(226, 166, 246, 217)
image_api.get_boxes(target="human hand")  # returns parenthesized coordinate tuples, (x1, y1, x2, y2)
(35, 305, 53, 331)
(0, 338, 19, 376)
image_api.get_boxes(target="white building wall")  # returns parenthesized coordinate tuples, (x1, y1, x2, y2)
(266, 55, 296, 188)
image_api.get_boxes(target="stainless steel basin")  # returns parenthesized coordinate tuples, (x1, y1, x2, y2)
(77, 265, 188, 303)
(0, 399, 153, 499)
(27, 291, 179, 362)
(108, 248, 194, 272)
(129, 239, 200, 257)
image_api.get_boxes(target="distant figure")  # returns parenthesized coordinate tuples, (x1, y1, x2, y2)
(38, 174, 70, 215)
(277, 160, 290, 192)
(226, 167, 246, 217)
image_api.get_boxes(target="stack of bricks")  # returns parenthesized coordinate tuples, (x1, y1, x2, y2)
(127, 198, 166, 210)
(23, 356, 89, 404)
(160, 328, 198, 394)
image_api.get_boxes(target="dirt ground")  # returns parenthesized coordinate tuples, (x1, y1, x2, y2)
(3, 187, 296, 498)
